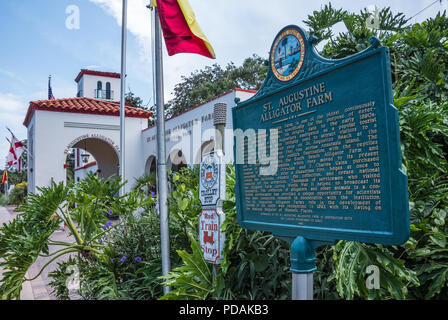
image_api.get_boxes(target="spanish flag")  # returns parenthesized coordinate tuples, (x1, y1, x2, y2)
(153, 0, 215, 59)
(1, 171, 7, 184)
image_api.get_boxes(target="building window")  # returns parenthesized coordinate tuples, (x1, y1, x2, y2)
(77, 77, 84, 97)
(106, 82, 111, 100)
(96, 81, 103, 99)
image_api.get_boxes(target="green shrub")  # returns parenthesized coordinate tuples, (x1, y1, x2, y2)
(7, 182, 27, 206)
(0, 175, 140, 299)
(0, 194, 9, 206)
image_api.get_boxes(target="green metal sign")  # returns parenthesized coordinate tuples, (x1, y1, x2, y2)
(232, 25, 409, 248)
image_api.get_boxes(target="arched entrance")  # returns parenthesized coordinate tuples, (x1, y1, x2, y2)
(67, 137, 119, 181)
(138, 155, 157, 195)
(167, 149, 187, 172)
(195, 140, 215, 164)
(144, 155, 157, 174)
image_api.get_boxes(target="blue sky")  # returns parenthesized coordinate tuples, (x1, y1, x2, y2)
(0, 0, 446, 169)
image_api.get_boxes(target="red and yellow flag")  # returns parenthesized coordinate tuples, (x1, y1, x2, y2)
(1, 171, 7, 184)
(153, 0, 215, 59)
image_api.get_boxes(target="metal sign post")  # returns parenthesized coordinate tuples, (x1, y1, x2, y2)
(292, 273, 313, 300)
(288, 236, 332, 300)
(198, 103, 228, 279)
(119, 0, 127, 195)
(152, 5, 171, 295)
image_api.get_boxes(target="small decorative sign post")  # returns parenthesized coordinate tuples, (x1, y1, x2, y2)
(199, 207, 225, 263)
(199, 103, 227, 269)
(199, 152, 225, 208)
(199, 152, 226, 264)
(232, 25, 410, 300)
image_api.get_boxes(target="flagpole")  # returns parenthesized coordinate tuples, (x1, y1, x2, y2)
(152, 4, 171, 294)
(119, 0, 128, 194)
(48, 75, 51, 99)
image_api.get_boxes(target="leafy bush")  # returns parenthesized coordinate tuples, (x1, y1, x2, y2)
(0, 182, 67, 299)
(160, 166, 292, 300)
(7, 182, 27, 206)
(0, 194, 9, 206)
(0, 174, 142, 299)
(47, 169, 201, 300)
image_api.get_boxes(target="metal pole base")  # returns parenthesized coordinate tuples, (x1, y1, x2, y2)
(292, 273, 313, 300)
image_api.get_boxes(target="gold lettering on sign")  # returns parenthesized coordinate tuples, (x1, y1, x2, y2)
(260, 82, 333, 123)
(244, 100, 383, 225)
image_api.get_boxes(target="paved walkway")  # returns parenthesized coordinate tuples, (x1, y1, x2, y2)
(0, 206, 77, 300)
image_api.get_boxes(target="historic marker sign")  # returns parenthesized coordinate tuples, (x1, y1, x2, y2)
(232, 25, 409, 245)
(199, 208, 225, 263)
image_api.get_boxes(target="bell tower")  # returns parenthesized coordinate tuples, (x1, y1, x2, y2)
(75, 69, 121, 101)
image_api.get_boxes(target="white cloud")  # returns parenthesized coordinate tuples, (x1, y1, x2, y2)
(88, 0, 151, 62)
(0, 69, 28, 86)
(89, 0, 443, 103)
(0, 93, 27, 114)
(84, 65, 102, 70)
(88, 0, 312, 101)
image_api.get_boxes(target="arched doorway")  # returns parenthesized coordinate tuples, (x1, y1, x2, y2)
(67, 137, 119, 182)
(195, 140, 215, 164)
(135, 155, 158, 195)
(168, 149, 187, 172)
(144, 155, 157, 174)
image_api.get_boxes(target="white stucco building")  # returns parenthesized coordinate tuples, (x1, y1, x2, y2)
(23, 69, 256, 194)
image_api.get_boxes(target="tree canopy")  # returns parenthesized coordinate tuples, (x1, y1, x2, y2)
(165, 54, 268, 118)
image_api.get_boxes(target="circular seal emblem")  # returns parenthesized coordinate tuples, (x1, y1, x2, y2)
(200, 155, 219, 190)
(270, 27, 306, 82)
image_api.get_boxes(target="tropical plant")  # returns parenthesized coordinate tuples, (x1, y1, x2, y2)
(133, 172, 157, 196)
(0, 174, 142, 299)
(160, 166, 292, 300)
(159, 233, 213, 300)
(0, 182, 66, 299)
(48, 169, 200, 300)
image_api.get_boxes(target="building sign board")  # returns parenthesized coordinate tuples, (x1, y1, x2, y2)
(232, 25, 409, 245)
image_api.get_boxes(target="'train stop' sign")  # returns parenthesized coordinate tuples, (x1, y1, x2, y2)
(199, 208, 225, 263)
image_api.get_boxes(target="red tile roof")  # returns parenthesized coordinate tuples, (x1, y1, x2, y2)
(75, 69, 121, 83)
(23, 97, 152, 127)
